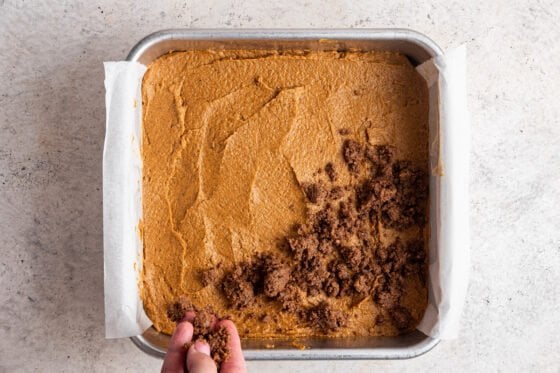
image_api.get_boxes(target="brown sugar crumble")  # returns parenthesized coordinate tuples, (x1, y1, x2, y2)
(200, 265, 221, 287)
(217, 142, 428, 334)
(342, 139, 365, 174)
(303, 301, 347, 333)
(325, 162, 338, 182)
(166, 295, 194, 323)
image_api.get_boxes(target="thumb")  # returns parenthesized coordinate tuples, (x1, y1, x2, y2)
(186, 340, 217, 373)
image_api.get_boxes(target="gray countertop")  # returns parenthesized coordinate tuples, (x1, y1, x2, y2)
(1, 1, 559, 371)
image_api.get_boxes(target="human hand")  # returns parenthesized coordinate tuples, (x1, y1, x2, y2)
(161, 316, 247, 373)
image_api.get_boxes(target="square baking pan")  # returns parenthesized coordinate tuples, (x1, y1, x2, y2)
(127, 28, 442, 360)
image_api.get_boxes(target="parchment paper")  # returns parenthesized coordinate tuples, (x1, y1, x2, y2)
(103, 61, 151, 338)
(416, 45, 470, 339)
(103, 46, 469, 340)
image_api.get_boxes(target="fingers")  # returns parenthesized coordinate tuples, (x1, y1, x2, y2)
(181, 310, 196, 323)
(187, 340, 218, 373)
(161, 321, 193, 373)
(162, 312, 246, 373)
(216, 320, 246, 373)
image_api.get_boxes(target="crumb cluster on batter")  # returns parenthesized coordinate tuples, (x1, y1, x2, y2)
(141, 49, 430, 338)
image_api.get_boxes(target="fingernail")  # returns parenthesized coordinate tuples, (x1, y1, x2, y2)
(194, 340, 211, 356)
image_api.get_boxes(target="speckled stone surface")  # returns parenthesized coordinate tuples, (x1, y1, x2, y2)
(1, 1, 559, 371)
